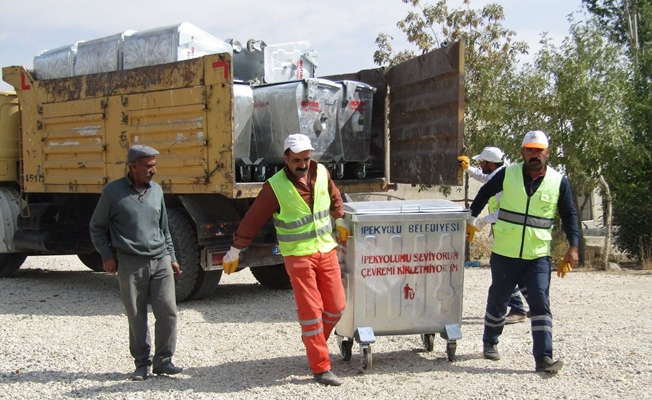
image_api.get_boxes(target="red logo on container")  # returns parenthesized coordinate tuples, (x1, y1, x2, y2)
(349, 100, 366, 112)
(403, 283, 415, 299)
(300, 100, 320, 112)
(297, 59, 304, 79)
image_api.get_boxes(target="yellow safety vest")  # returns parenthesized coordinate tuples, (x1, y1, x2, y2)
(492, 163, 563, 259)
(267, 163, 337, 257)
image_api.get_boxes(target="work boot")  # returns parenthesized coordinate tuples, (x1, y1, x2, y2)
(314, 370, 342, 386)
(536, 357, 564, 373)
(153, 361, 183, 376)
(483, 342, 500, 361)
(130, 365, 149, 381)
(505, 311, 527, 325)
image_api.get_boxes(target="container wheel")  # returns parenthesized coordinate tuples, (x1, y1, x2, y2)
(421, 333, 435, 352)
(355, 165, 366, 179)
(241, 166, 252, 182)
(446, 341, 457, 361)
(361, 345, 372, 370)
(337, 335, 353, 361)
(0, 253, 27, 277)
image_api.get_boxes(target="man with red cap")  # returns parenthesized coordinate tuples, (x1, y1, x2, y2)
(467, 131, 579, 373)
(222, 133, 348, 386)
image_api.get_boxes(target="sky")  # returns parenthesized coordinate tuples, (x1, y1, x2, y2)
(0, 0, 585, 91)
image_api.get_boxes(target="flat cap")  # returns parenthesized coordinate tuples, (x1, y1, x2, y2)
(127, 145, 159, 163)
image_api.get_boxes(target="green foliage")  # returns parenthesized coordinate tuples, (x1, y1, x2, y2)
(374, 0, 529, 158)
(585, 0, 652, 261)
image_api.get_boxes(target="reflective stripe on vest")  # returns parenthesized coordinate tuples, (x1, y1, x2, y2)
(268, 163, 338, 257)
(492, 163, 563, 260)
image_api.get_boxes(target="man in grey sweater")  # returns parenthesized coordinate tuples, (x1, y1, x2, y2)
(90, 144, 182, 381)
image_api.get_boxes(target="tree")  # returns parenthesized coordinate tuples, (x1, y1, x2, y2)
(374, 0, 529, 157)
(525, 15, 631, 266)
(583, 0, 652, 262)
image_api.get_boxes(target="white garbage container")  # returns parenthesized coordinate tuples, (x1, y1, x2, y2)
(335, 199, 469, 370)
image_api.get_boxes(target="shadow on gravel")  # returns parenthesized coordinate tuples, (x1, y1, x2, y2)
(0, 269, 123, 317)
(2, 350, 551, 398)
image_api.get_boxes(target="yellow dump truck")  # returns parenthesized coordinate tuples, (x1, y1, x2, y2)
(0, 43, 464, 301)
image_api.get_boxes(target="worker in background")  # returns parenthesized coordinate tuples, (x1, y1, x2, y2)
(466, 131, 578, 373)
(459, 147, 529, 324)
(222, 134, 349, 386)
(90, 145, 183, 381)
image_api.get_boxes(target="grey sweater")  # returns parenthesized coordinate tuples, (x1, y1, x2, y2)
(89, 175, 177, 263)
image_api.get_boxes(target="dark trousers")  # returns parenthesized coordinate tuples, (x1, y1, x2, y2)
(483, 252, 554, 364)
(117, 253, 178, 369)
(509, 284, 527, 314)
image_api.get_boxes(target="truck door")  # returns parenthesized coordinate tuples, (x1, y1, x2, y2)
(385, 41, 465, 186)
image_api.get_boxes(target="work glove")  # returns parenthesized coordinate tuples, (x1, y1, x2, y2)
(222, 246, 241, 275)
(557, 260, 572, 278)
(466, 217, 480, 242)
(474, 216, 490, 231)
(457, 155, 470, 171)
(335, 218, 352, 242)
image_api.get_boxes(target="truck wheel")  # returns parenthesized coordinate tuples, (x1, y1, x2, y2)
(77, 252, 105, 272)
(168, 209, 221, 302)
(0, 253, 27, 277)
(250, 264, 292, 290)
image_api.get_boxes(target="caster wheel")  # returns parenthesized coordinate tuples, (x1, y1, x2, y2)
(338, 336, 353, 361)
(446, 341, 457, 361)
(361, 345, 372, 370)
(421, 333, 435, 352)
(355, 165, 366, 179)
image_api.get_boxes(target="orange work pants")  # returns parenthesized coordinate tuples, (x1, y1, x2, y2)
(284, 248, 346, 374)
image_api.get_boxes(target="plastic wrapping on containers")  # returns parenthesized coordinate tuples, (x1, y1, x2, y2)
(251, 78, 341, 177)
(335, 200, 469, 369)
(263, 41, 317, 83)
(335, 81, 377, 179)
(233, 82, 257, 182)
(74, 30, 137, 75)
(33, 42, 81, 80)
(123, 22, 232, 70)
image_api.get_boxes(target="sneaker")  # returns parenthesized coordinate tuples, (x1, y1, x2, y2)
(505, 311, 527, 325)
(314, 370, 342, 386)
(152, 361, 183, 376)
(536, 357, 564, 373)
(130, 365, 149, 381)
(483, 343, 500, 361)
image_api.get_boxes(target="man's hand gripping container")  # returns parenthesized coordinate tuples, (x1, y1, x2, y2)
(335, 200, 469, 370)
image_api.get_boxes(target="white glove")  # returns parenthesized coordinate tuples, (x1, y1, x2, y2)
(335, 218, 351, 242)
(475, 216, 489, 231)
(222, 246, 241, 274)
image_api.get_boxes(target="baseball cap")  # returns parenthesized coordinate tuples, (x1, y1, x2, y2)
(284, 134, 314, 153)
(472, 146, 504, 163)
(522, 130, 549, 149)
(127, 144, 159, 163)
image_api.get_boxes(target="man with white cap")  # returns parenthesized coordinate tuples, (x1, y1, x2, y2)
(90, 144, 183, 380)
(467, 130, 579, 373)
(222, 134, 348, 386)
(458, 147, 529, 324)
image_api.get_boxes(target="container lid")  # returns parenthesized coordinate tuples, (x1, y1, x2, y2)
(344, 199, 464, 215)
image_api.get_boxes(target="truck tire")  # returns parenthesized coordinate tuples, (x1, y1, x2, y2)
(0, 253, 27, 277)
(250, 264, 292, 290)
(77, 252, 105, 272)
(168, 209, 221, 302)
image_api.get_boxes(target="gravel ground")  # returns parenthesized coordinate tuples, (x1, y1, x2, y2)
(1, 255, 651, 400)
